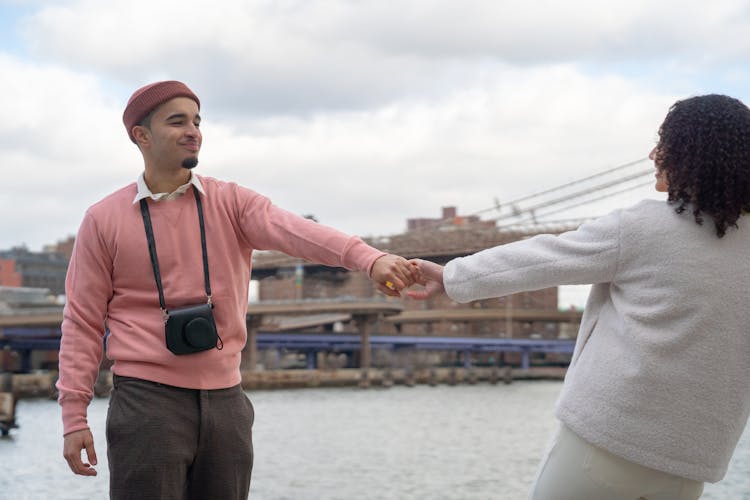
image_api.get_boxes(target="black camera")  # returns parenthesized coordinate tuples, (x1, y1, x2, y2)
(141, 190, 221, 356)
(165, 303, 219, 355)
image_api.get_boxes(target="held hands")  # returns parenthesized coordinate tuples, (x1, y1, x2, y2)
(63, 428, 98, 476)
(370, 255, 446, 299)
(370, 254, 422, 297)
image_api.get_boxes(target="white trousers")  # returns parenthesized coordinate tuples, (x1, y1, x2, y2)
(529, 424, 704, 500)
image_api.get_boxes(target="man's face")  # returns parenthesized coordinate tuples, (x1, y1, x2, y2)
(141, 97, 202, 168)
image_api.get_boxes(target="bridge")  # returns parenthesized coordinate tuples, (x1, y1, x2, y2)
(255, 332, 573, 370)
(0, 329, 573, 373)
(0, 301, 580, 377)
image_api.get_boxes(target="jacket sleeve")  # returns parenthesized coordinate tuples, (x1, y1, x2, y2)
(56, 211, 113, 436)
(444, 210, 621, 303)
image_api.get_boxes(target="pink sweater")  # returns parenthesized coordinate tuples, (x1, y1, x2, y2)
(57, 175, 385, 435)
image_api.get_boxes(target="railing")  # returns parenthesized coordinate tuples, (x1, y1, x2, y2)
(0, 302, 581, 379)
(257, 332, 573, 370)
(0, 328, 574, 372)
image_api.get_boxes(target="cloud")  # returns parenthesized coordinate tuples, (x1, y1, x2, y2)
(1, 0, 746, 254)
(0, 53, 138, 249)
(335, 0, 750, 63)
(18, 0, 750, 117)
(202, 65, 671, 237)
(0, 48, 670, 251)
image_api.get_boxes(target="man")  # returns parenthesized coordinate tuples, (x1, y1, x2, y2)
(58, 80, 418, 499)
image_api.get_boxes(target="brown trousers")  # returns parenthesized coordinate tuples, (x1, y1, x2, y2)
(106, 375, 254, 500)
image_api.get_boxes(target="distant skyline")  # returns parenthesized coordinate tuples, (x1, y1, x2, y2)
(2, 0, 748, 306)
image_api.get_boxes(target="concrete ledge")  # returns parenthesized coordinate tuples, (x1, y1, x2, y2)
(4, 366, 566, 399)
(241, 366, 565, 390)
(6, 372, 57, 398)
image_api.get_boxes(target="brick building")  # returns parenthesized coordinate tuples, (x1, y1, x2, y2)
(43, 236, 75, 261)
(406, 206, 496, 232)
(0, 246, 70, 296)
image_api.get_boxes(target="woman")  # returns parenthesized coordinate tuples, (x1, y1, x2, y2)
(409, 94, 750, 500)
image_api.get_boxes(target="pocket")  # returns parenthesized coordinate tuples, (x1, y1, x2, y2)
(570, 318, 597, 367)
(106, 379, 159, 445)
(244, 393, 255, 428)
(105, 384, 123, 448)
(679, 479, 704, 499)
(528, 424, 565, 497)
(582, 444, 641, 492)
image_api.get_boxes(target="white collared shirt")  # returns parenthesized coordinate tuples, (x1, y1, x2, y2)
(132, 172, 206, 204)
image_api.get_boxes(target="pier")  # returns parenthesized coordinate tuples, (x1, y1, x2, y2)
(0, 300, 580, 399)
(253, 332, 573, 371)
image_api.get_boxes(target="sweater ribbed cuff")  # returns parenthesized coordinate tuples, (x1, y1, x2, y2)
(61, 401, 90, 436)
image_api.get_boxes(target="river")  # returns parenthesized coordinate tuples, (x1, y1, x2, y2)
(1, 381, 748, 499)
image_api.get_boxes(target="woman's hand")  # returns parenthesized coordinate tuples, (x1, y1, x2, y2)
(406, 259, 446, 300)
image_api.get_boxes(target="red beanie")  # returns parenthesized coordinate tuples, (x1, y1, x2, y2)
(122, 80, 200, 143)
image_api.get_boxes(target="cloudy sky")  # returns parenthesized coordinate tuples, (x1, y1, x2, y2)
(1, 0, 748, 264)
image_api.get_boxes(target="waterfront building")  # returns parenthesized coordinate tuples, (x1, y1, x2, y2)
(0, 242, 72, 296)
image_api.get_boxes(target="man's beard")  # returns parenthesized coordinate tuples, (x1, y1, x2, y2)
(182, 157, 199, 169)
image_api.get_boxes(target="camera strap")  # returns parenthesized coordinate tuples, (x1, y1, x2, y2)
(140, 187, 212, 319)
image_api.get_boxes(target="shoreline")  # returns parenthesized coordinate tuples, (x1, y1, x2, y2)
(4, 366, 567, 399)
(242, 366, 566, 390)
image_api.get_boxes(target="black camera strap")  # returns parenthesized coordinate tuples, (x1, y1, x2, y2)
(140, 187, 212, 319)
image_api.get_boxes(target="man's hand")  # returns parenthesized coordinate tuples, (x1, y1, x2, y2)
(406, 259, 446, 300)
(370, 254, 421, 297)
(63, 429, 98, 476)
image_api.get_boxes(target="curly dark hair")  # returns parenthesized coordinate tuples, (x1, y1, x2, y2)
(654, 94, 750, 237)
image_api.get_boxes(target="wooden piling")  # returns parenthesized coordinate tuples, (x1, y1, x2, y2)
(503, 366, 513, 384)
(0, 392, 15, 436)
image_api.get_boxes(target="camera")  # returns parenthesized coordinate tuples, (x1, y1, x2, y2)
(165, 303, 219, 355)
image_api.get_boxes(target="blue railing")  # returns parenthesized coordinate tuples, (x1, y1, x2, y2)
(256, 333, 574, 370)
(0, 328, 574, 372)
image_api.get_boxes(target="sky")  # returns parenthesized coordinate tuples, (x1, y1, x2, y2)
(1, 0, 749, 304)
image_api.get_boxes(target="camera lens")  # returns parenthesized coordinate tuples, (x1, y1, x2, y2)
(184, 317, 216, 349)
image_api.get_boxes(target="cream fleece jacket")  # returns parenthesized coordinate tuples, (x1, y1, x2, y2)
(57, 175, 385, 435)
(444, 199, 750, 482)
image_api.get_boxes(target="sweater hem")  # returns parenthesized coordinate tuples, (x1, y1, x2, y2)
(556, 405, 725, 483)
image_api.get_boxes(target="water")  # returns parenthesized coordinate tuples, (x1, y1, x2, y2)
(1, 381, 749, 499)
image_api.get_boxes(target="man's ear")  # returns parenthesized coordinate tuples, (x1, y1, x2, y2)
(132, 125, 151, 148)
